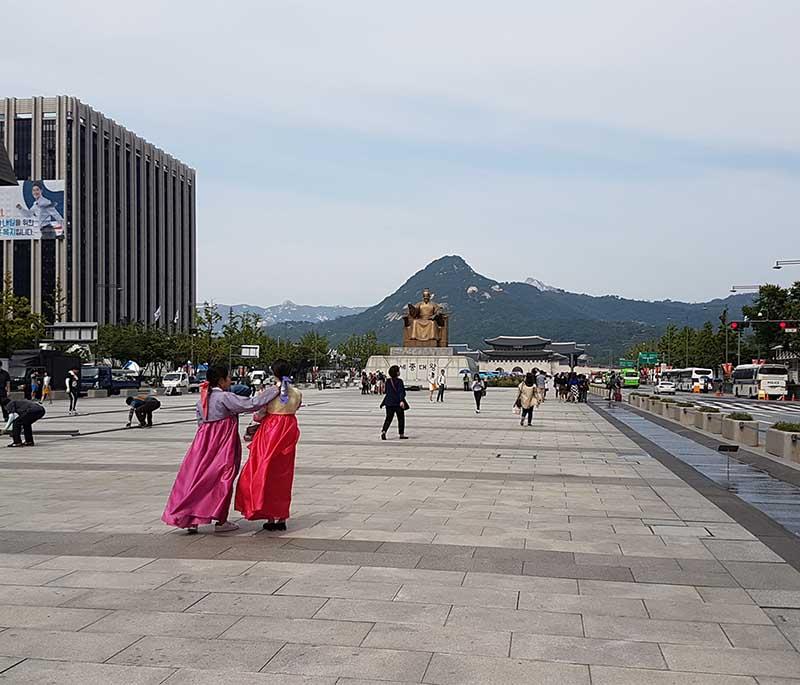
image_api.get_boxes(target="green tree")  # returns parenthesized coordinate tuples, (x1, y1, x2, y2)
(338, 331, 389, 369)
(295, 331, 330, 372)
(0, 272, 45, 356)
(742, 282, 800, 359)
(194, 302, 224, 365)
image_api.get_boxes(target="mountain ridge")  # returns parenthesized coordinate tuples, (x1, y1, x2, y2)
(262, 255, 753, 355)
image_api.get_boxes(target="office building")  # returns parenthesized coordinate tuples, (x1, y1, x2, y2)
(0, 96, 196, 330)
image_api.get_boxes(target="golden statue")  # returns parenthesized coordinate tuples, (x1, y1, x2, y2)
(402, 288, 449, 347)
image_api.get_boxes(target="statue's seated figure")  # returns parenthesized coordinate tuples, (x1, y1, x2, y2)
(402, 289, 448, 348)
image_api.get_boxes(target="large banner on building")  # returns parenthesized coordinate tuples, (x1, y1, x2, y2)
(0, 180, 65, 240)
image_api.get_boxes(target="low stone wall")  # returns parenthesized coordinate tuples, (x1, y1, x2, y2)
(722, 418, 759, 447)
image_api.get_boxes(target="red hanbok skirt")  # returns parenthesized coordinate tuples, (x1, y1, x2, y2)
(162, 416, 241, 528)
(235, 413, 300, 520)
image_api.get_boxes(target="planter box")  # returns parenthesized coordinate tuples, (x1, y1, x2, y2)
(665, 405, 680, 421)
(706, 413, 724, 434)
(722, 418, 759, 447)
(694, 411, 720, 431)
(651, 400, 664, 416)
(766, 428, 800, 463)
(680, 408, 697, 427)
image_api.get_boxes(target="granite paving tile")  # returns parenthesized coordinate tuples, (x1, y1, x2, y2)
(644, 599, 772, 624)
(83, 609, 240, 638)
(510, 632, 666, 669)
(109, 635, 284, 672)
(721, 624, 795, 650)
(220, 616, 372, 646)
(0, 604, 109, 631)
(187, 592, 326, 618)
(0, 585, 91, 607)
(61, 588, 208, 612)
(160, 669, 335, 684)
(518, 592, 647, 617)
(462, 571, 578, 594)
(583, 615, 730, 646)
(261, 643, 431, 681)
(660, 644, 800, 678)
(722, 563, 800, 590)
(394, 583, 517, 609)
(277, 578, 401, 601)
(362, 621, 510, 657)
(0, 659, 175, 684)
(315, 598, 450, 626)
(0, 627, 140, 662)
(422, 652, 589, 685)
(589, 665, 758, 684)
(445, 605, 583, 637)
(47, 570, 178, 591)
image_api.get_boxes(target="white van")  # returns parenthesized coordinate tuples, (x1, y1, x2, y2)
(732, 364, 788, 399)
(162, 371, 189, 395)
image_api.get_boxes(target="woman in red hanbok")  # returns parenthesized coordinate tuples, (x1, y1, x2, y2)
(236, 360, 301, 530)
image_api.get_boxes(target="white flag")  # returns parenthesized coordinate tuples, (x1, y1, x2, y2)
(173, 310, 180, 324)
(153, 306, 162, 322)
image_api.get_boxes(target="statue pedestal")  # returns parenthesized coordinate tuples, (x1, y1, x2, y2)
(365, 347, 478, 388)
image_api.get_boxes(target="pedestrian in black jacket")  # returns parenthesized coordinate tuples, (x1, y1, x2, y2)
(2, 398, 46, 447)
(380, 365, 409, 441)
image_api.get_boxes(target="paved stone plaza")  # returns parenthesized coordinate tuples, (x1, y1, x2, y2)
(0, 388, 799, 683)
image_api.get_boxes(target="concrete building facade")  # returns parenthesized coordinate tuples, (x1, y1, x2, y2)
(0, 96, 196, 330)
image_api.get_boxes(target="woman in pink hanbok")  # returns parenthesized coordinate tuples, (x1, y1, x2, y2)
(162, 365, 279, 534)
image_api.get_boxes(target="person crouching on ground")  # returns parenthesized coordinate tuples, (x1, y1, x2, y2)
(235, 360, 302, 531)
(381, 365, 409, 440)
(125, 394, 162, 428)
(2, 397, 46, 447)
(162, 364, 280, 534)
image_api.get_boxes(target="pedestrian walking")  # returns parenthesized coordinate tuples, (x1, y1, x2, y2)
(380, 365, 408, 440)
(42, 373, 53, 405)
(162, 365, 280, 534)
(1, 397, 46, 447)
(535, 369, 547, 405)
(66, 369, 80, 415)
(235, 360, 302, 531)
(436, 369, 446, 402)
(0, 362, 10, 421)
(472, 374, 486, 413)
(517, 373, 537, 426)
(125, 394, 162, 428)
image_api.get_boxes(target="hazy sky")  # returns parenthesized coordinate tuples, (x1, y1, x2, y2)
(5, 1, 800, 306)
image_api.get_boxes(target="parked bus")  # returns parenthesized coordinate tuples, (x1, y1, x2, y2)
(732, 364, 788, 399)
(620, 368, 640, 388)
(660, 368, 713, 392)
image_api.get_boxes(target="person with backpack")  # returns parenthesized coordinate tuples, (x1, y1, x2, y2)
(517, 373, 537, 426)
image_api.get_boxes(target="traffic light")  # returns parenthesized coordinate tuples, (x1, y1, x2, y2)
(778, 320, 799, 332)
(729, 321, 750, 331)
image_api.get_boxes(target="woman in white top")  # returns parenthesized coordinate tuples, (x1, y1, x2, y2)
(471, 374, 486, 413)
(428, 371, 437, 402)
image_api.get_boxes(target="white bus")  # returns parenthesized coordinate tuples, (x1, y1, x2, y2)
(660, 368, 713, 392)
(732, 364, 788, 399)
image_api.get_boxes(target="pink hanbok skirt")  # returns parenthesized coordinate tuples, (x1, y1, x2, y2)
(162, 416, 241, 528)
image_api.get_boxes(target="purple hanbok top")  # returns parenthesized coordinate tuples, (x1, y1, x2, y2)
(197, 386, 280, 425)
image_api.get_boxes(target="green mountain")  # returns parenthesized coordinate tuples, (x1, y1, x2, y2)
(266, 255, 752, 356)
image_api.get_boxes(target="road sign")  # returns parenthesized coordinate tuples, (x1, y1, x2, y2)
(619, 359, 636, 369)
(638, 352, 658, 365)
(240, 345, 260, 358)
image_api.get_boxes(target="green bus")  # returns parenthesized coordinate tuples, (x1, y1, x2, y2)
(620, 368, 640, 388)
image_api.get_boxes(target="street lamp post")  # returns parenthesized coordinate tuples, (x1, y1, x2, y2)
(773, 260, 800, 270)
(730, 285, 763, 367)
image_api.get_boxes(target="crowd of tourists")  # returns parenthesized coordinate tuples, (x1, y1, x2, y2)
(552, 371, 590, 403)
(361, 371, 386, 395)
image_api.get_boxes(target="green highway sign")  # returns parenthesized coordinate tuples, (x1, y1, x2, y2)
(618, 359, 636, 369)
(638, 352, 658, 365)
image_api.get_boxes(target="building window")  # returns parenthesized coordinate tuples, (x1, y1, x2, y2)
(13, 241, 31, 300)
(41, 117, 57, 178)
(14, 117, 32, 180)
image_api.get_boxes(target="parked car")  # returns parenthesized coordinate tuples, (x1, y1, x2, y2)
(81, 364, 141, 396)
(188, 375, 201, 393)
(162, 371, 190, 395)
(654, 380, 676, 395)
